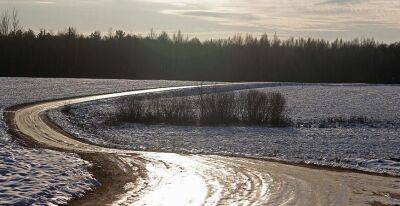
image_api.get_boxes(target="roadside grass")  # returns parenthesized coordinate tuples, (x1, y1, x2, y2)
(318, 116, 375, 128)
(294, 116, 397, 128)
(109, 89, 290, 127)
(60, 105, 74, 116)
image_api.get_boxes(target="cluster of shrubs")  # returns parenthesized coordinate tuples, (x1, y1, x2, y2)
(109, 90, 290, 127)
(114, 95, 195, 125)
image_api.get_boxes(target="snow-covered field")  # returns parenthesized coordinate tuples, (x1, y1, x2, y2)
(49, 83, 400, 176)
(0, 77, 198, 205)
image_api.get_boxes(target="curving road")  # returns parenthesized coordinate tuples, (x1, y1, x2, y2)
(9, 85, 400, 206)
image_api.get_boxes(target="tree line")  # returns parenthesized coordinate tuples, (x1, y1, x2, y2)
(0, 10, 399, 83)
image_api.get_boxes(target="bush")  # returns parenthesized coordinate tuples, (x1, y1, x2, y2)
(245, 90, 270, 125)
(111, 90, 290, 127)
(112, 96, 195, 125)
(199, 92, 236, 125)
(269, 92, 288, 126)
(160, 98, 195, 124)
(117, 97, 143, 123)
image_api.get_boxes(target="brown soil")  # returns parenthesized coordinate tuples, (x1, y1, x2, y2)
(69, 153, 146, 206)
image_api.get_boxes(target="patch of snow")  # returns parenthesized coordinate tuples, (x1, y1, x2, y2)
(0, 143, 97, 205)
(254, 84, 400, 124)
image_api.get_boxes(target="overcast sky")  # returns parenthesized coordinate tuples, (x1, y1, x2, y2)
(1, 0, 399, 42)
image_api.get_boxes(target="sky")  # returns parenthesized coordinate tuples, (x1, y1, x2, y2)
(1, 0, 400, 42)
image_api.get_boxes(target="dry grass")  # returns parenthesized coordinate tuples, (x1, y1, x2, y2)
(60, 105, 74, 116)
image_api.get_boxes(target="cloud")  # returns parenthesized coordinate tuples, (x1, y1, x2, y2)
(34, 1, 55, 4)
(319, 0, 364, 5)
(166, 10, 258, 22)
(0, 0, 55, 4)
(150, 0, 400, 31)
(2, 0, 400, 41)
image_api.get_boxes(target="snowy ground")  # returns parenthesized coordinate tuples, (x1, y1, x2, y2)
(49, 83, 400, 176)
(0, 77, 198, 205)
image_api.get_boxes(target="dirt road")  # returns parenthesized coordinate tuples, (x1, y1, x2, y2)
(8, 85, 400, 206)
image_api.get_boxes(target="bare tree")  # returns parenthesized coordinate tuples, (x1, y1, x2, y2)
(148, 28, 157, 40)
(115, 30, 125, 39)
(66, 27, 77, 39)
(107, 27, 113, 39)
(0, 9, 10, 35)
(90, 30, 102, 40)
(11, 8, 22, 33)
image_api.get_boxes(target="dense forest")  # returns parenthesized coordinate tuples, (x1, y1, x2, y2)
(1, 10, 399, 83)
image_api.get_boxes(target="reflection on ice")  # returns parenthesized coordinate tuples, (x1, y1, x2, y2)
(130, 153, 208, 206)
